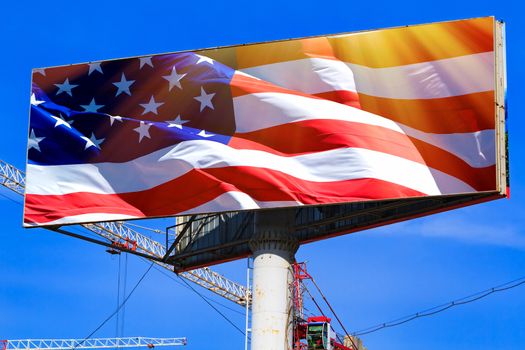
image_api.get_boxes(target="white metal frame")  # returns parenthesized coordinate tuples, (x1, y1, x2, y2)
(2, 337, 186, 350)
(494, 19, 508, 195)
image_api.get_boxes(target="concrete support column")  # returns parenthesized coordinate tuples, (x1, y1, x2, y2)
(249, 209, 298, 350)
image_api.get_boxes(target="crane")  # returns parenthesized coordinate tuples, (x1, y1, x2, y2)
(0, 159, 250, 306)
(1, 337, 187, 350)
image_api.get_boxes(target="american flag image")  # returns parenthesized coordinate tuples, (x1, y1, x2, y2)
(24, 17, 497, 226)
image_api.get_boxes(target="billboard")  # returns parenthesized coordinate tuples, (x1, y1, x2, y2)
(24, 16, 507, 227)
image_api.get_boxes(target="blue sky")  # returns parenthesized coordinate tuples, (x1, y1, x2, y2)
(1, 1, 524, 349)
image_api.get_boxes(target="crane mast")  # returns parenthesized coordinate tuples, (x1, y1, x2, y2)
(1, 337, 186, 350)
(0, 159, 250, 306)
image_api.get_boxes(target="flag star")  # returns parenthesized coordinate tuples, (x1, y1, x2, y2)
(33, 68, 46, 76)
(195, 54, 214, 65)
(194, 87, 215, 112)
(51, 115, 72, 129)
(166, 115, 189, 129)
(88, 62, 103, 75)
(81, 133, 105, 150)
(139, 56, 153, 69)
(108, 115, 123, 126)
(112, 73, 135, 97)
(140, 96, 164, 115)
(133, 121, 152, 142)
(80, 98, 104, 113)
(54, 78, 79, 96)
(30, 93, 45, 106)
(63, 113, 76, 125)
(162, 66, 186, 91)
(198, 130, 214, 138)
(28, 129, 45, 152)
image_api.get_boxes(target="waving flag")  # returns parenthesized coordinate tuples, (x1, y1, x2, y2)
(24, 17, 502, 227)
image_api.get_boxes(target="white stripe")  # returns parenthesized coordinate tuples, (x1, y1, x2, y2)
(23, 213, 138, 227)
(241, 57, 357, 95)
(233, 92, 404, 133)
(400, 126, 495, 168)
(428, 168, 477, 195)
(233, 92, 495, 168)
(240, 52, 494, 99)
(180, 191, 303, 215)
(348, 52, 494, 99)
(26, 140, 472, 197)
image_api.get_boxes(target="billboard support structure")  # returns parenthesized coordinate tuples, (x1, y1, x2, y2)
(249, 210, 298, 350)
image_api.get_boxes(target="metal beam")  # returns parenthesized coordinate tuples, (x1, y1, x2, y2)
(3, 337, 187, 350)
(51, 227, 166, 263)
(162, 215, 197, 262)
(0, 160, 25, 195)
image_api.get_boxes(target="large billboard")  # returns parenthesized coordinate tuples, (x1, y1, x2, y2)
(24, 17, 507, 227)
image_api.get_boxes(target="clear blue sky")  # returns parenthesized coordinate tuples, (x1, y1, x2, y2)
(1, 1, 524, 349)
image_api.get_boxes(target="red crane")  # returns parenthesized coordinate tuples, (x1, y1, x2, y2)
(291, 262, 357, 350)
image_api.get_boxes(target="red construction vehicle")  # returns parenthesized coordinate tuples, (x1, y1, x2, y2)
(291, 263, 353, 350)
(293, 312, 355, 350)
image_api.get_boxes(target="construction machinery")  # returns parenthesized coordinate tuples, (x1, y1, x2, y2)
(303, 316, 351, 350)
(0, 337, 186, 350)
(291, 263, 364, 350)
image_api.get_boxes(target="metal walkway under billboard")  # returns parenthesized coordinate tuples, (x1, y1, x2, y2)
(168, 191, 501, 272)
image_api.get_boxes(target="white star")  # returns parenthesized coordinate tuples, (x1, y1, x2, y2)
(162, 67, 186, 91)
(108, 115, 123, 126)
(140, 96, 164, 115)
(133, 121, 152, 142)
(65, 113, 76, 125)
(80, 98, 104, 113)
(166, 115, 189, 129)
(198, 130, 214, 138)
(54, 78, 79, 96)
(30, 93, 45, 106)
(139, 56, 153, 69)
(194, 87, 215, 112)
(33, 68, 46, 76)
(81, 133, 105, 150)
(112, 73, 135, 96)
(28, 129, 45, 152)
(88, 62, 103, 75)
(51, 115, 72, 129)
(195, 54, 214, 65)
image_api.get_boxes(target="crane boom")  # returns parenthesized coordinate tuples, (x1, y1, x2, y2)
(0, 159, 250, 306)
(1, 337, 186, 350)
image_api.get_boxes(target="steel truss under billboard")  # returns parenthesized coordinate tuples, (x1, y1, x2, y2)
(24, 17, 508, 269)
(167, 192, 500, 271)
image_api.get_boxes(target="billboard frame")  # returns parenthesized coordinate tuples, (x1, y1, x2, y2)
(495, 20, 508, 195)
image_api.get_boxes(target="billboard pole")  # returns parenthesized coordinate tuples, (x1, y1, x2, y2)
(245, 258, 253, 350)
(249, 209, 298, 350)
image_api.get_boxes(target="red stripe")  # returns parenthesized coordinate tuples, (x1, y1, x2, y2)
(24, 169, 231, 224)
(24, 167, 424, 225)
(232, 74, 362, 108)
(358, 91, 495, 134)
(205, 167, 426, 202)
(231, 72, 323, 99)
(312, 90, 361, 109)
(229, 119, 496, 191)
(230, 119, 420, 157)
